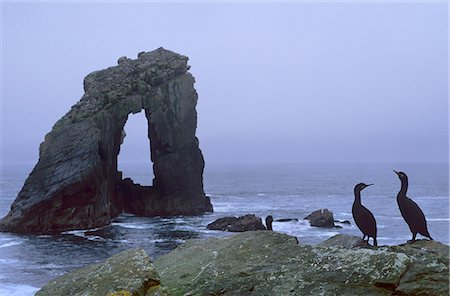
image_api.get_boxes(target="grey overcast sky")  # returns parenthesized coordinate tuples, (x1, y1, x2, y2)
(0, 2, 448, 167)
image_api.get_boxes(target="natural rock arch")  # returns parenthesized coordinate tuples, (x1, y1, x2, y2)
(0, 48, 213, 234)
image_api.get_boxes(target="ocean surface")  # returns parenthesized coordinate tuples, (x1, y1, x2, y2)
(0, 162, 448, 295)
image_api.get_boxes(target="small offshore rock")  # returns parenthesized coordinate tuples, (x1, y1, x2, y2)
(304, 209, 335, 228)
(335, 219, 351, 225)
(275, 218, 299, 222)
(207, 214, 266, 232)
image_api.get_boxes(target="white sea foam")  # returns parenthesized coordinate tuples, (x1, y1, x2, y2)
(62, 229, 105, 241)
(0, 241, 23, 248)
(426, 218, 450, 221)
(62, 226, 105, 235)
(0, 284, 39, 296)
(0, 258, 20, 265)
(150, 239, 166, 243)
(111, 222, 152, 229)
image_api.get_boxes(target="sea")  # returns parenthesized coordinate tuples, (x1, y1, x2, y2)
(0, 162, 448, 295)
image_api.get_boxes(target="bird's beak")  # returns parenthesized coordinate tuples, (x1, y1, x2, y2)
(393, 170, 399, 175)
(365, 183, 374, 188)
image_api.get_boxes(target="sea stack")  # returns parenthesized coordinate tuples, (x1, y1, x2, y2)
(0, 48, 213, 234)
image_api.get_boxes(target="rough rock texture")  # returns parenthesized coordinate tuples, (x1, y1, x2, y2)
(155, 232, 449, 296)
(304, 208, 335, 227)
(36, 248, 167, 296)
(0, 48, 213, 234)
(318, 233, 368, 248)
(206, 214, 266, 232)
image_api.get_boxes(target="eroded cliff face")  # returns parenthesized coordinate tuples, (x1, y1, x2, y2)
(0, 48, 213, 234)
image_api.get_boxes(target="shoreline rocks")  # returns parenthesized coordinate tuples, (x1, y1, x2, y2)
(36, 232, 449, 296)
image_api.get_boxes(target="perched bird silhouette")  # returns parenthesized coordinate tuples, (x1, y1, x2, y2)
(265, 215, 273, 231)
(352, 183, 377, 246)
(394, 171, 433, 242)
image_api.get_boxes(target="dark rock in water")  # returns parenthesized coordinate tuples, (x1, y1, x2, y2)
(36, 248, 167, 296)
(0, 48, 213, 234)
(207, 214, 266, 232)
(304, 209, 335, 228)
(275, 218, 299, 222)
(334, 219, 351, 225)
(154, 231, 449, 296)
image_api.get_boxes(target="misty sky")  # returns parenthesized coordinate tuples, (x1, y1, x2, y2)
(0, 2, 448, 168)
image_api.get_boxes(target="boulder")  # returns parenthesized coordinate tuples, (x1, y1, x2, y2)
(304, 208, 335, 227)
(154, 231, 449, 296)
(36, 248, 167, 296)
(206, 214, 266, 232)
(0, 48, 213, 234)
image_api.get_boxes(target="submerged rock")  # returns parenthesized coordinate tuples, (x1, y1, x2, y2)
(304, 208, 335, 228)
(36, 248, 166, 296)
(0, 48, 212, 234)
(155, 231, 449, 296)
(274, 218, 299, 222)
(206, 214, 266, 232)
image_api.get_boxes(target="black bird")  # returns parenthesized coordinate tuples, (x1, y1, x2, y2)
(265, 215, 273, 231)
(394, 171, 433, 242)
(352, 183, 377, 246)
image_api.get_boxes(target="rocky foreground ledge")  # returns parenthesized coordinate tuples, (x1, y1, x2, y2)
(37, 232, 449, 296)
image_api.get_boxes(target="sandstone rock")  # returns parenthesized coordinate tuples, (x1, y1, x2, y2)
(36, 248, 166, 296)
(304, 208, 335, 227)
(154, 232, 449, 296)
(0, 48, 213, 234)
(206, 214, 266, 232)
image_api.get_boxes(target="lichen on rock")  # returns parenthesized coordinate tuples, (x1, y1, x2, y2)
(36, 248, 163, 296)
(154, 232, 449, 296)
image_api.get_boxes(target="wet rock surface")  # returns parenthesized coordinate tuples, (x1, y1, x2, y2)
(206, 214, 266, 232)
(0, 48, 212, 234)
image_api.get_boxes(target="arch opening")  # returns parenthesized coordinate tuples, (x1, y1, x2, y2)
(117, 110, 154, 186)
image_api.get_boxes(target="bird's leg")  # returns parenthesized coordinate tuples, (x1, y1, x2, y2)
(373, 237, 377, 247)
(407, 233, 417, 243)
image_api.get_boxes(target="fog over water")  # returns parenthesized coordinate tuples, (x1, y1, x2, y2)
(1, 2, 448, 168)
